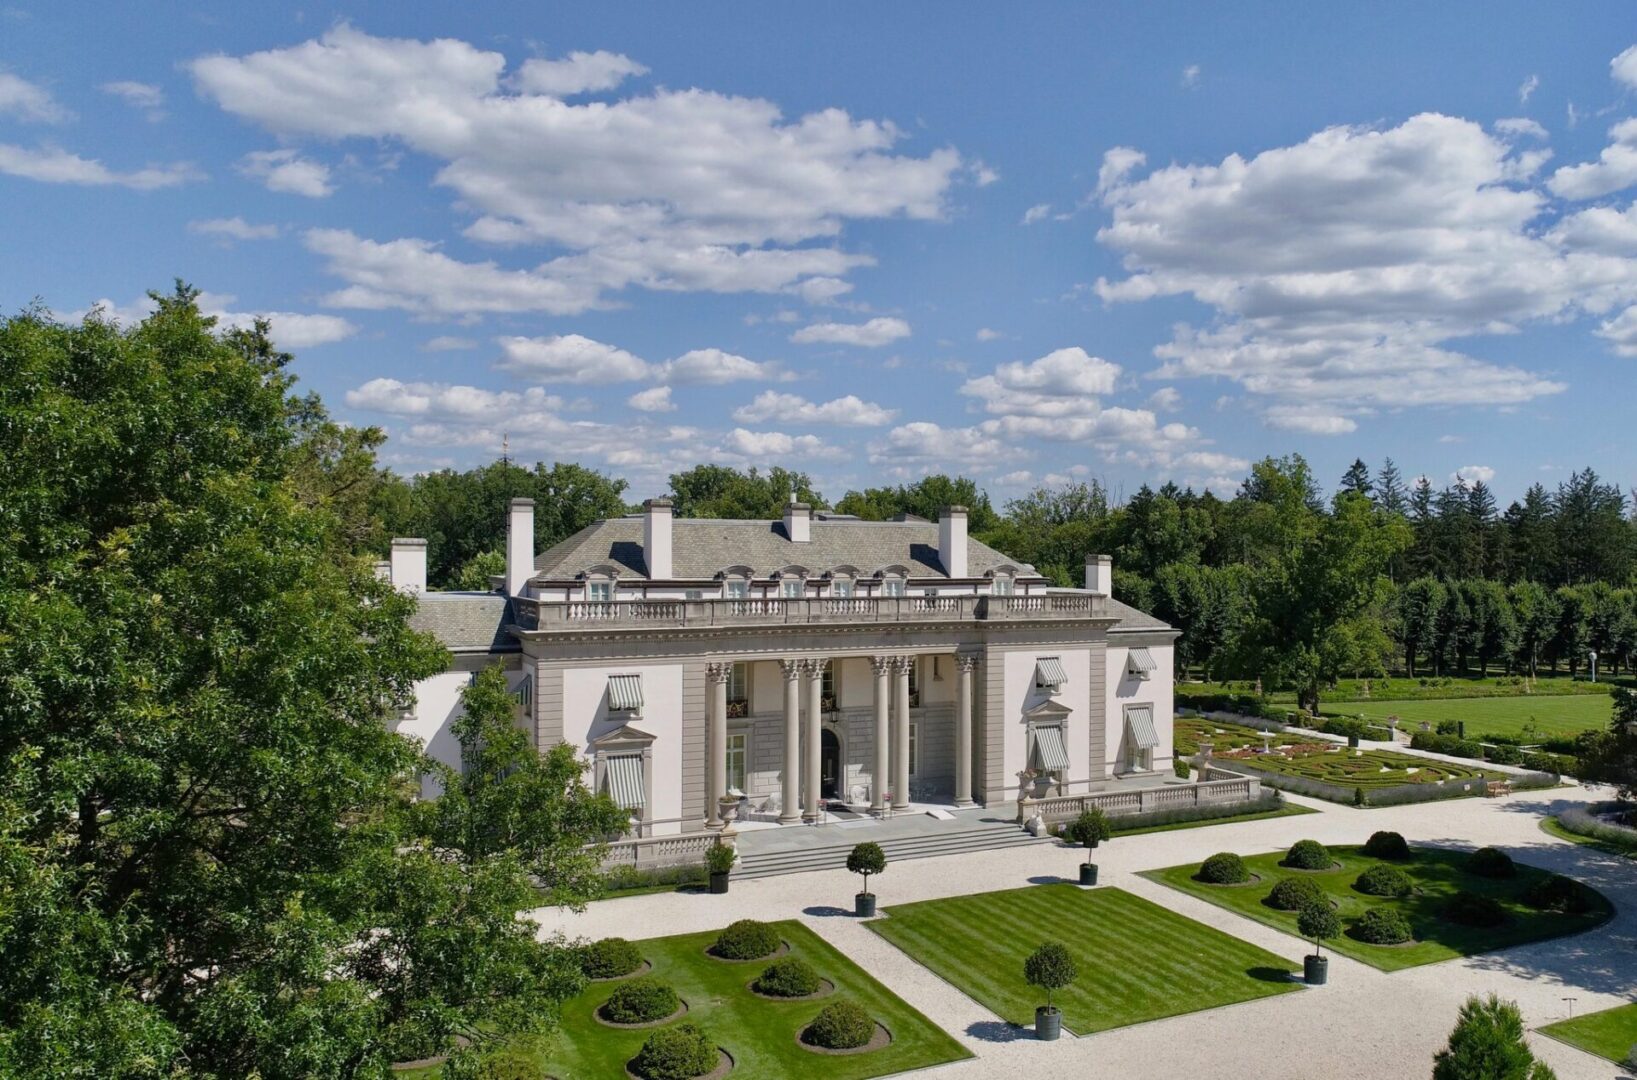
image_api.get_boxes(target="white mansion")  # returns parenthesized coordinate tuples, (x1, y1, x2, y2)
(392, 498, 1178, 837)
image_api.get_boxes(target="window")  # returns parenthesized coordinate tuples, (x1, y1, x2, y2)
(882, 578, 905, 597)
(685, 589, 703, 601)
(1126, 647, 1157, 680)
(1124, 705, 1159, 772)
(908, 722, 918, 776)
(780, 577, 803, 598)
(822, 663, 835, 699)
(588, 581, 612, 602)
(726, 732, 748, 793)
(932, 656, 944, 682)
(992, 576, 1013, 596)
(602, 753, 646, 810)
(1034, 656, 1067, 692)
(1028, 723, 1071, 774)
(832, 578, 853, 597)
(725, 578, 748, 599)
(728, 662, 748, 703)
(607, 674, 643, 713)
(907, 658, 918, 697)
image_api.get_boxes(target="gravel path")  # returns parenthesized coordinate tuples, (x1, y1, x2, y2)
(530, 785, 1637, 1079)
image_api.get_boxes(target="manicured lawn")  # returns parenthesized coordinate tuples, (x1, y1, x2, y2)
(867, 884, 1301, 1035)
(1230, 746, 1500, 790)
(1180, 676, 1612, 704)
(1327, 694, 1612, 741)
(488, 920, 968, 1078)
(1540, 816, 1637, 859)
(1539, 1002, 1637, 1064)
(1146, 846, 1613, 972)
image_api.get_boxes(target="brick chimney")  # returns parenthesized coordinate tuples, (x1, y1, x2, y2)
(938, 505, 968, 578)
(783, 495, 811, 543)
(1085, 553, 1112, 596)
(644, 498, 674, 579)
(390, 538, 427, 594)
(506, 498, 535, 596)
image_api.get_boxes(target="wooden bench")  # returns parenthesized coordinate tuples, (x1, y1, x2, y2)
(1486, 781, 1513, 797)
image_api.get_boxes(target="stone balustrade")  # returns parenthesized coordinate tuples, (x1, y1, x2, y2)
(516, 591, 1105, 632)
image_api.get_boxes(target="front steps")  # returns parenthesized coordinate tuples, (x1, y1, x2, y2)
(732, 819, 1053, 880)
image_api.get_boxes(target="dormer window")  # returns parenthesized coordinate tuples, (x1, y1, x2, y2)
(780, 578, 804, 599)
(724, 577, 748, 599)
(832, 578, 854, 597)
(587, 581, 612, 603)
(882, 577, 905, 597)
(992, 576, 1014, 596)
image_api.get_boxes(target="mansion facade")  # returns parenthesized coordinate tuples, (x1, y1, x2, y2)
(393, 498, 1177, 836)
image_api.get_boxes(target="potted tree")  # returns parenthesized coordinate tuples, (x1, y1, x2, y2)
(1024, 941, 1076, 1041)
(705, 841, 736, 895)
(1064, 807, 1111, 886)
(847, 842, 887, 917)
(1297, 900, 1339, 985)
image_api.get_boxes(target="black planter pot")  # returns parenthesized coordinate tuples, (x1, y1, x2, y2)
(1304, 954, 1328, 985)
(1035, 1006, 1062, 1041)
(709, 871, 730, 895)
(855, 892, 877, 918)
(1079, 862, 1098, 886)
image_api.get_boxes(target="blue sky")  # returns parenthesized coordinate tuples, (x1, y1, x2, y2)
(4, 3, 1637, 504)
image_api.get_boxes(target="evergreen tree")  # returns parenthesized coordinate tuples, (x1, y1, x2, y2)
(1504, 484, 1560, 585)
(1376, 457, 1408, 516)
(1432, 995, 1557, 1080)
(1340, 458, 1374, 500)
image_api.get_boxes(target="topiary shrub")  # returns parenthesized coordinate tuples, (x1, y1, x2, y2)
(1023, 941, 1077, 1013)
(1352, 907, 1413, 945)
(1354, 864, 1413, 898)
(602, 977, 680, 1024)
(1197, 852, 1250, 884)
(1465, 847, 1516, 879)
(1065, 808, 1112, 850)
(1523, 874, 1593, 915)
(847, 842, 886, 897)
(712, 919, 781, 960)
(704, 842, 737, 876)
(803, 1001, 874, 1050)
(1442, 891, 1508, 928)
(753, 956, 821, 998)
(1298, 900, 1341, 958)
(1267, 875, 1327, 911)
(1282, 839, 1332, 870)
(1362, 831, 1412, 861)
(630, 1023, 718, 1080)
(581, 937, 644, 979)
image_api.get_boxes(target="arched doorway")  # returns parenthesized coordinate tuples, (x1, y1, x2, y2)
(820, 728, 841, 801)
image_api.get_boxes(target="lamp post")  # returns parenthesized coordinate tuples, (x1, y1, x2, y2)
(1590, 650, 1598, 684)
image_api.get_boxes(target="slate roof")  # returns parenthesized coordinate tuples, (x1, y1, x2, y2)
(1102, 597, 1172, 633)
(407, 592, 520, 653)
(532, 517, 1036, 582)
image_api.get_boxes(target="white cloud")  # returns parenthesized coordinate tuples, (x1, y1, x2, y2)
(627, 386, 676, 412)
(1262, 406, 1358, 435)
(0, 144, 199, 189)
(994, 470, 1033, 486)
(976, 327, 1002, 341)
(0, 72, 69, 123)
(1518, 74, 1539, 103)
(659, 348, 775, 384)
(188, 216, 278, 241)
(731, 390, 897, 426)
(1494, 117, 1548, 140)
(1092, 113, 1626, 419)
(1612, 46, 1637, 90)
(868, 421, 1024, 470)
(191, 27, 963, 314)
(1452, 464, 1496, 484)
(1596, 305, 1637, 356)
(722, 428, 842, 459)
(1021, 202, 1052, 225)
(1147, 386, 1181, 412)
(1548, 118, 1637, 200)
(961, 347, 1122, 418)
(1181, 64, 1201, 88)
(1096, 146, 1145, 195)
(74, 292, 355, 348)
(238, 148, 333, 197)
(494, 333, 651, 383)
(1438, 434, 1465, 444)
(422, 335, 477, 351)
(514, 50, 647, 96)
(346, 377, 564, 418)
(101, 80, 164, 120)
(790, 316, 911, 347)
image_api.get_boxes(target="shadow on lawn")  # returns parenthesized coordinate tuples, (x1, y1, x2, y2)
(965, 1020, 1031, 1043)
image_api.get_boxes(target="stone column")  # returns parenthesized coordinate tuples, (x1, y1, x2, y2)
(871, 656, 892, 815)
(779, 660, 803, 824)
(892, 656, 912, 810)
(803, 658, 826, 822)
(706, 662, 730, 828)
(954, 653, 979, 807)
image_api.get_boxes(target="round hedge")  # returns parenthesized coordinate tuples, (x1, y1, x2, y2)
(712, 919, 781, 960)
(581, 937, 644, 980)
(1443, 890, 1508, 928)
(1362, 831, 1411, 861)
(1198, 852, 1250, 884)
(753, 956, 821, 998)
(1352, 907, 1413, 945)
(1466, 847, 1516, 879)
(602, 977, 680, 1024)
(630, 1023, 718, 1080)
(1354, 864, 1413, 898)
(1524, 874, 1593, 915)
(1282, 839, 1332, 870)
(1267, 875, 1327, 911)
(803, 1001, 875, 1050)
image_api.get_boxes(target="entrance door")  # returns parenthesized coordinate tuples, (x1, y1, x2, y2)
(820, 728, 841, 801)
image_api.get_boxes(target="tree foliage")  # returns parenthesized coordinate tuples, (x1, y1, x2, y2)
(1432, 995, 1558, 1080)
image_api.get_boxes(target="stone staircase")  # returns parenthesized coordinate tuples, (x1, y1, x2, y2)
(732, 818, 1054, 880)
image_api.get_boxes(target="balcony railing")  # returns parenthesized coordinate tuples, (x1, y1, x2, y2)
(515, 591, 1107, 632)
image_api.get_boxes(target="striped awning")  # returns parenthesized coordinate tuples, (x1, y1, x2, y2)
(1125, 705, 1160, 749)
(1030, 724, 1071, 771)
(1035, 656, 1068, 688)
(608, 674, 644, 711)
(1126, 648, 1156, 676)
(513, 674, 533, 706)
(604, 753, 645, 810)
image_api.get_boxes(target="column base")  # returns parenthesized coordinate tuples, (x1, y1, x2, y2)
(890, 802, 909, 813)
(704, 819, 726, 832)
(777, 812, 803, 825)
(952, 798, 977, 809)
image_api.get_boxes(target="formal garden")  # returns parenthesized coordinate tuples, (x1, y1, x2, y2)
(1538, 1002, 1637, 1066)
(413, 919, 970, 1079)
(1146, 836, 1613, 972)
(865, 884, 1301, 1036)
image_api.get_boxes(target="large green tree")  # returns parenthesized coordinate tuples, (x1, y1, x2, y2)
(667, 464, 822, 519)
(1432, 995, 1557, 1080)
